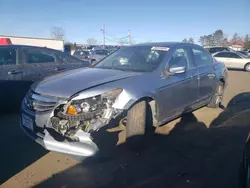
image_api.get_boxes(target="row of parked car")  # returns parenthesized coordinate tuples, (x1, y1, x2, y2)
(73, 48, 117, 64)
(205, 47, 250, 72)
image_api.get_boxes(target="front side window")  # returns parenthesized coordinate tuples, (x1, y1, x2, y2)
(192, 48, 213, 66)
(95, 46, 168, 72)
(0, 48, 16, 65)
(27, 50, 55, 64)
(168, 48, 190, 69)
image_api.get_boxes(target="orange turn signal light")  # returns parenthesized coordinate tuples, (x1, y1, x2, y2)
(67, 105, 77, 115)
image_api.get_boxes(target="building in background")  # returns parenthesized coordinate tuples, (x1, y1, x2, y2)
(0, 35, 64, 51)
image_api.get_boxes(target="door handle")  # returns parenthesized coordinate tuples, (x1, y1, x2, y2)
(55, 67, 65, 71)
(8, 70, 22, 75)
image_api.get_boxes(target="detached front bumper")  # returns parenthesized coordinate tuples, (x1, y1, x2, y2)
(20, 103, 99, 158)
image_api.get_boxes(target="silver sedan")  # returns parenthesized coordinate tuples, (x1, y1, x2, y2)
(20, 42, 228, 158)
(213, 51, 250, 71)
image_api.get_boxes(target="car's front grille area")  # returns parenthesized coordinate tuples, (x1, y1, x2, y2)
(24, 91, 59, 112)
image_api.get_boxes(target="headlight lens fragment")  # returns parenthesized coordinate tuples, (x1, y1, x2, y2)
(66, 88, 123, 115)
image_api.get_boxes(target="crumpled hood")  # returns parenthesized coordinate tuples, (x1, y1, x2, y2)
(32, 68, 140, 98)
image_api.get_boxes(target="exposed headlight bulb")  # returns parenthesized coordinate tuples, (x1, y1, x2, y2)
(81, 102, 90, 112)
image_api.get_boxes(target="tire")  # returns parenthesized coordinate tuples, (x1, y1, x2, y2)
(208, 81, 224, 108)
(126, 100, 153, 150)
(91, 59, 97, 65)
(245, 63, 250, 72)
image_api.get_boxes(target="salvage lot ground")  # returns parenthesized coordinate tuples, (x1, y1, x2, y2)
(1, 70, 250, 188)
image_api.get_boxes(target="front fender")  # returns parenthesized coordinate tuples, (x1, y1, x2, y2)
(113, 90, 157, 110)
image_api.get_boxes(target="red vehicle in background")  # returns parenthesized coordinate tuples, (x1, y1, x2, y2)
(0, 38, 12, 45)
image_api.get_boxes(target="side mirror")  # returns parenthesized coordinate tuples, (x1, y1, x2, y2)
(169, 66, 186, 74)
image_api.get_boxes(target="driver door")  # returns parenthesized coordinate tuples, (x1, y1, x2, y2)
(156, 46, 199, 123)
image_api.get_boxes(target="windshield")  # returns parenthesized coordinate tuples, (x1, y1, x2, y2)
(95, 46, 168, 72)
(73, 51, 89, 56)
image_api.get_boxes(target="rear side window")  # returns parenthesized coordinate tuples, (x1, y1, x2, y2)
(27, 50, 55, 64)
(192, 48, 213, 66)
(208, 47, 228, 54)
(214, 52, 241, 58)
(0, 48, 16, 65)
(214, 52, 230, 58)
(229, 52, 241, 58)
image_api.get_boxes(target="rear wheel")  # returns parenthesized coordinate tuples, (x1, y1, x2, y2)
(91, 59, 97, 65)
(208, 81, 224, 108)
(126, 100, 154, 150)
(244, 63, 250, 72)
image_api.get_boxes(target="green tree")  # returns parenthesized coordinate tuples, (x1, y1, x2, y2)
(71, 43, 77, 51)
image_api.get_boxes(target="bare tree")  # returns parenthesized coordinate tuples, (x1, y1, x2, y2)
(199, 35, 206, 46)
(86, 38, 98, 45)
(244, 34, 250, 49)
(188, 37, 194, 44)
(230, 33, 242, 45)
(51, 26, 65, 40)
(182, 38, 188, 43)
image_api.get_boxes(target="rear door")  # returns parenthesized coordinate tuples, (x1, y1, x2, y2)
(191, 46, 216, 103)
(23, 47, 61, 79)
(0, 46, 25, 107)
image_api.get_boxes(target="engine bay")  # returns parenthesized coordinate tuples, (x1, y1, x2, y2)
(49, 95, 123, 140)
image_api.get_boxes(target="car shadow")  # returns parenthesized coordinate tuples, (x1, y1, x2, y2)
(0, 113, 48, 184)
(34, 92, 250, 188)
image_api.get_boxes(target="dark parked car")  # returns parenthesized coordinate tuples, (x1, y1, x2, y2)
(89, 49, 111, 64)
(21, 42, 228, 158)
(73, 50, 91, 60)
(205, 46, 234, 54)
(0, 45, 89, 110)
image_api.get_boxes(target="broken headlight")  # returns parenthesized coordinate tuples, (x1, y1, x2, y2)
(66, 88, 123, 115)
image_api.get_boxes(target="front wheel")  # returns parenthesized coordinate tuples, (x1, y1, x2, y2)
(244, 63, 250, 72)
(125, 100, 154, 150)
(208, 81, 224, 108)
(91, 59, 97, 65)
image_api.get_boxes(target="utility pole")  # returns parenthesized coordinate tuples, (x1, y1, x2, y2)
(128, 30, 132, 45)
(101, 24, 105, 48)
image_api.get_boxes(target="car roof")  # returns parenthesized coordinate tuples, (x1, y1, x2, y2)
(0, 44, 61, 52)
(206, 46, 228, 49)
(131, 42, 201, 48)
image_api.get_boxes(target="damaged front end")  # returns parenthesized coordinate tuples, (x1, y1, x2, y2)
(49, 88, 124, 143)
